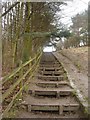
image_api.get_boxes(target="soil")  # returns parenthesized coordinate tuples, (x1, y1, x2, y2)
(53, 46, 88, 102)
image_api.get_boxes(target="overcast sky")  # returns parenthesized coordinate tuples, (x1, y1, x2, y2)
(1, 0, 89, 27)
(57, 0, 89, 27)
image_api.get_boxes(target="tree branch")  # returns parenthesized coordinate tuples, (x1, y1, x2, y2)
(1, 2, 19, 17)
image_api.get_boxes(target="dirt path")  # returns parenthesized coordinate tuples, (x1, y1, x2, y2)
(53, 47, 88, 103)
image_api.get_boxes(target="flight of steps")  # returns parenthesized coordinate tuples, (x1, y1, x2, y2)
(18, 52, 86, 118)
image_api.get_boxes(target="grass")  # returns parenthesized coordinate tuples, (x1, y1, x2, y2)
(74, 62, 82, 71)
(5, 105, 18, 118)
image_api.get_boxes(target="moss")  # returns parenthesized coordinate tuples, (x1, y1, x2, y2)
(23, 85, 29, 93)
(75, 62, 82, 70)
(5, 106, 18, 118)
(72, 90, 77, 96)
(84, 97, 90, 104)
(83, 107, 88, 115)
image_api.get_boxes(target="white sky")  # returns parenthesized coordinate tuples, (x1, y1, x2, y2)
(1, 0, 89, 27)
(57, 0, 89, 27)
(43, 46, 56, 52)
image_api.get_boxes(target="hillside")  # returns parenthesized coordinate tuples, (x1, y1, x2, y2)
(54, 47, 88, 102)
(60, 47, 88, 75)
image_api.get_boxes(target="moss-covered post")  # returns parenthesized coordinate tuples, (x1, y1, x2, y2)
(19, 60, 23, 99)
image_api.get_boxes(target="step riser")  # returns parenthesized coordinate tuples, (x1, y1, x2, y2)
(40, 63, 59, 65)
(38, 76, 64, 81)
(28, 105, 79, 115)
(40, 65, 61, 67)
(39, 67, 62, 71)
(37, 83, 69, 88)
(38, 71, 65, 76)
(29, 90, 72, 97)
(40, 62, 59, 64)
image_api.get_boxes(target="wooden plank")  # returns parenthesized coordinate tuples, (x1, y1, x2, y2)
(39, 67, 61, 71)
(38, 75, 64, 81)
(64, 104, 79, 111)
(39, 71, 64, 76)
(40, 64, 61, 67)
(37, 83, 56, 88)
(37, 82, 69, 88)
(27, 104, 79, 113)
(59, 105, 63, 115)
(30, 105, 58, 111)
(29, 89, 73, 97)
(36, 81, 69, 85)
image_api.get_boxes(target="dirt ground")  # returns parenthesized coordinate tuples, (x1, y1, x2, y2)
(60, 47, 88, 75)
(53, 47, 88, 103)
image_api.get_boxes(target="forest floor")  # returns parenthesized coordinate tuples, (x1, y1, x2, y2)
(53, 46, 88, 102)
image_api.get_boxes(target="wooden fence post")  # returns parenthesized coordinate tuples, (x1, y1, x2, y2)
(19, 60, 23, 99)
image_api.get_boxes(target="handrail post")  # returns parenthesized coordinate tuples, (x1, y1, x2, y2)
(35, 53, 37, 64)
(19, 60, 23, 99)
(29, 57, 32, 69)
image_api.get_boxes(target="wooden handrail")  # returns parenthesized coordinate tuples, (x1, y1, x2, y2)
(2, 51, 41, 84)
(3, 54, 41, 117)
(2, 52, 42, 102)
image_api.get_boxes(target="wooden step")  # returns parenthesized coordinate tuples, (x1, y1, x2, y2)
(21, 96, 80, 115)
(40, 64, 61, 67)
(39, 67, 62, 71)
(29, 89, 73, 98)
(36, 81, 70, 88)
(28, 104, 79, 115)
(38, 75, 64, 81)
(38, 71, 65, 76)
(40, 62, 59, 64)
